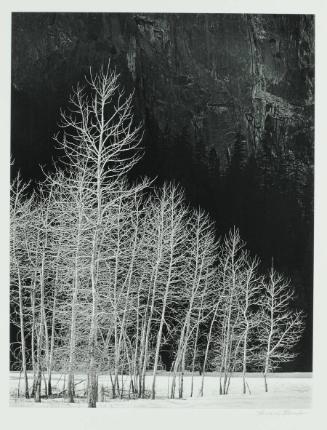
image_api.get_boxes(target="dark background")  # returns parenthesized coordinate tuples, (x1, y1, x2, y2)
(11, 13, 314, 371)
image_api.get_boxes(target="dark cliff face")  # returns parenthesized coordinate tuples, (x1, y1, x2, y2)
(11, 13, 314, 370)
(12, 13, 314, 174)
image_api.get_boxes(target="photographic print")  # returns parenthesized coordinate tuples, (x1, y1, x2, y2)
(9, 11, 314, 410)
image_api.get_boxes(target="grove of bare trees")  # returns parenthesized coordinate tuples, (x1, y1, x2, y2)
(10, 64, 305, 407)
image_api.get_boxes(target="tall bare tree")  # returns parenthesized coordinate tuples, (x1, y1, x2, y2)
(54, 63, 145, 407)
(257, 267, 305, 392)
(237, 253, 261, 394)
(10, 174, 33, 399)
(170, 209, 217, 399)
(146, 184, 188, 399)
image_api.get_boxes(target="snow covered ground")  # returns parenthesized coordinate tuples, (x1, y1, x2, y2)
(9, 371, 312, 409)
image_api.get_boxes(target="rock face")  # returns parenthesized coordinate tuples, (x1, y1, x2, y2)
(11, 13, 314, 370)
(12, 13, 314, 176)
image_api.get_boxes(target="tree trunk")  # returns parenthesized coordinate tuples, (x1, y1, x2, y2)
(200, 303, 219, 397)
(30, 286, 36, 397)
(17, 269, 29, 398)
(242, 324, 249, 394)
(151, 285, 170, 399)
(263, 371, 268, 392)
(190, 306, 202, 397)
(87, 359, 97, 408)
(67, 373, 75, 403)
(34, 345, 42, 403)
(87, 300, 98, 407)
(34, 312, 43, 403)
(34, 371, 41, 403)
(179, 354, 185, 399)
(170, 333, 184, 399)
(47, 288, 58, 398)
(263, 359, 269, 392)
(99, 385, 105, 402)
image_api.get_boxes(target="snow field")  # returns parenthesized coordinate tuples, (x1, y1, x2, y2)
(9, 372, 312, 409)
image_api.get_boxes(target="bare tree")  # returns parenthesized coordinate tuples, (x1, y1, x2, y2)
(170, 209, 217, 399)
(237, 254, 261, 394)
(147, 184, 188, 399)
(208, 229, 261, 395)
(257, 266, 305, 392)
(215, 228, 246, 395)
(10, 173, 33, 399)
(54, 63, 145, 407)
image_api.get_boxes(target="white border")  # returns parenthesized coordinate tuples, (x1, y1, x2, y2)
(1, 1, 326, 429)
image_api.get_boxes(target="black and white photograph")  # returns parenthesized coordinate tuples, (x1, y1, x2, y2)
(2, 1, 326, 426)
